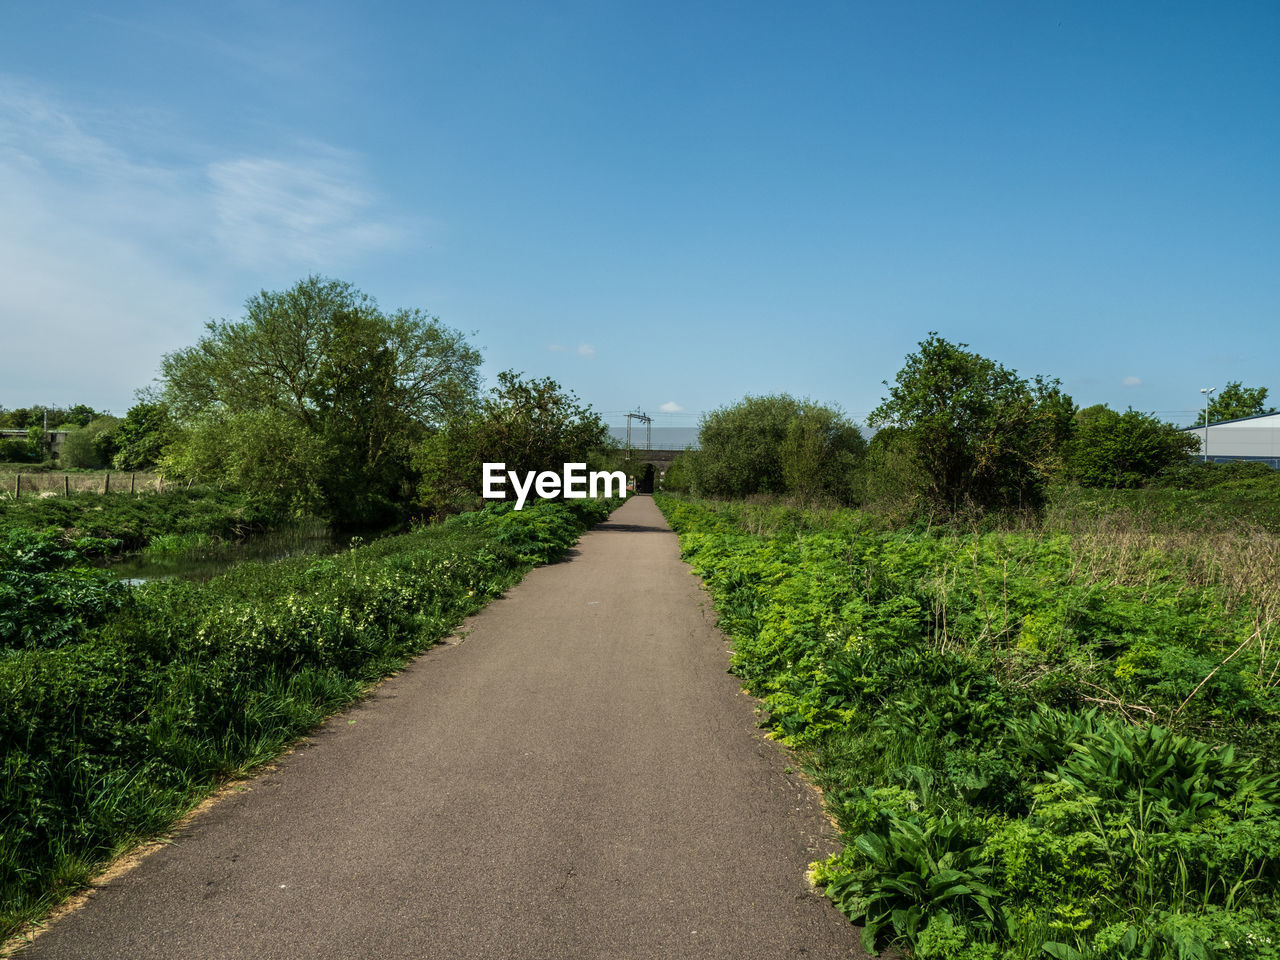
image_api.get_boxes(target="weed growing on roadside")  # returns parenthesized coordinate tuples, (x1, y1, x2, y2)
(657, 494, 1280, 960)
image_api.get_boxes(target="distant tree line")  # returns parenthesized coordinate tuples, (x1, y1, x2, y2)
(662, 334, 1252, 519)
(6, 288, 1271, 524)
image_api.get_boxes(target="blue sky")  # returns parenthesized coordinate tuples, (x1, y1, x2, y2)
(1, 1, 1276, 431)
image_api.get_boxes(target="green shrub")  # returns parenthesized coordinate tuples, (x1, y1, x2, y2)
(0, 489, 285, 557)
(1069, 408, 1198, 488)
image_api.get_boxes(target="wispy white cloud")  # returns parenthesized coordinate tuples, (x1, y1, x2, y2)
(0, 79, 408, 410)
(208, 150, 404, 267)
(1122, 376, 1143, 388)
(659, 400, 684, 413)
(577, 343, 596, 357)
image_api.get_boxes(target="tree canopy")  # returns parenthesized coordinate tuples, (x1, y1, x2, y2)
(1206, 381, 1274, 423)
(414, 371, 612, 516)
(868, 333, 1072, 512)
(111, 399, 175, 471)
(685, 394, 866, 503)
(1069, 406, 1198, 488)
(160, 276, 481, 525)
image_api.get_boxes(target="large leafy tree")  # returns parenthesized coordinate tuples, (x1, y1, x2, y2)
(414, 371, 612, 515)
(416, 371, 613, 513)
(868, 333, 1073, 513)
(1206, 381, 1274, 423)
(160, 276, 480, 525)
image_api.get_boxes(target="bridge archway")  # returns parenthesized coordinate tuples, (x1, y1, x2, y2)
(621, 449, 687, 494)
(637, 463, 656, 494)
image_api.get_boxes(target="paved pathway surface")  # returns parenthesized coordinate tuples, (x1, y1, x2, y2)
(21, 496, 863, 959)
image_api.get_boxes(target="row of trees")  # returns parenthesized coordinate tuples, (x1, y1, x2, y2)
(5, 277, 614, 525)
(6, 284, 1271, 522)
(148, 276, 612, 526)
(664, 334, 1228, 515)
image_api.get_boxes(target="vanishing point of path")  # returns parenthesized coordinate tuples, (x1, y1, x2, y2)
(21, 496, 865, 959)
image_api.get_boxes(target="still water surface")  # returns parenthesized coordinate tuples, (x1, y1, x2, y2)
(103, 522, 380, 583)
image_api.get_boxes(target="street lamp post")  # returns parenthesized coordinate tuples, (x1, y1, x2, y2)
(1200, 387, 1216, 463)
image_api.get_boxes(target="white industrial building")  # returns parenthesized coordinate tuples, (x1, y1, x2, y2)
(1183, 412, 1280, 468)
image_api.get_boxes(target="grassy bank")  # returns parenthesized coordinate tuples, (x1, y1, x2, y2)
(0, 488, 287, 557)
(657, 494, 1280, 960)
(0, 497, 617, 941)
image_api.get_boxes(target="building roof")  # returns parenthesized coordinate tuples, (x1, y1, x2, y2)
(1181, 411, 1280, 431)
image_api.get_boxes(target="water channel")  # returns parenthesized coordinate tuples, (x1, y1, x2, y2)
(102, 522, 387, 583)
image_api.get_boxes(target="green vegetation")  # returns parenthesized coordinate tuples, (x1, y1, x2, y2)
(0, 530, 126, 651)
(1206, 383, 1275, 424)
(1050, 463, 1280, 537)
(662, 394, 866, 503)
(867, 333, 1073, 514)
(6, 297, 1277, 954)
(0, 497, 616, 939)
(58, 417, 122, 469)
(414, 370, 614, 517)
(658, 494, 1280, 960)
(110, 400, 174, 471)
(0, 405, 106, 431)
(159, 276, 482, 527)
(1067, 407, 1199, 489)
(0, 489, 284, 557)
(0, 427, 46, 466)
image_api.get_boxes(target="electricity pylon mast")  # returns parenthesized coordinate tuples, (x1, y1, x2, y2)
(625, 410, 652, 452)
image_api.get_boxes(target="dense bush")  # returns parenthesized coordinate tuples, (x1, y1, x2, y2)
(683, 394, 866, 503)
(0, 496, 616, 938)
(658, 495, 1280, 960)
(0, 489, 285, 556)
(0, 531, 126, 650)
(1068, 407, 1198, 488)
(658, 451, 696, 493)
(0, 439, 38, 464)
(58, 418, 121, 470)
(110, 401, 174, 471)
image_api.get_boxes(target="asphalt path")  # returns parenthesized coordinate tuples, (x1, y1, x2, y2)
(21, 496, 864, 959)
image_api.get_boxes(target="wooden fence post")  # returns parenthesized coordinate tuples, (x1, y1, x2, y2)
(104, 472, 111, 494)
(13, 472, 19, 499)
(130, 473, 136, 494)
(65, 474, 70, 497)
